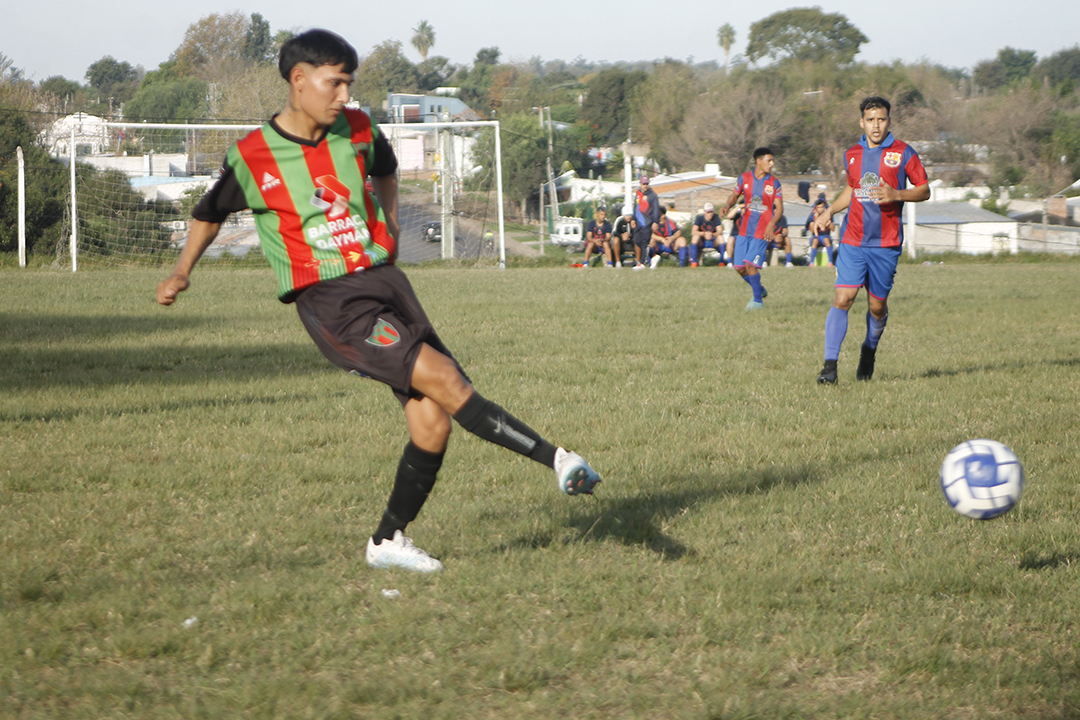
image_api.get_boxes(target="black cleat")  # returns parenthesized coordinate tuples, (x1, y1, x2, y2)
(817, 359, 838, 385)
(856, 344, 877, 381)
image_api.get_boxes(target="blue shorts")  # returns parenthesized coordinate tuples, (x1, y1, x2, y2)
(654, 242, 676, 255)
(835, 243, 902, 300)
(733, 235, 767, 269)
(699, 239, 720, 250)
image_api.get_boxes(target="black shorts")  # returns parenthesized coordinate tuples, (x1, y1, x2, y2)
(295, 265, 466, 407)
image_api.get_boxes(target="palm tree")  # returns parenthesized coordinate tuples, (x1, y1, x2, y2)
(411, 20, 436, 61)
(717, 23, 736, 74)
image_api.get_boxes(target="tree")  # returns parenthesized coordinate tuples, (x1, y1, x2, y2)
(354, 40, 419, 109)
(243, 13, 273, 64)
(457, 48, 503, 117)
(746, 8, 867, 65)
(85, 56, 139, 107)
(171, 11, 250, 81)
(974, 47, 1037, 91)
(416, 56, 456, 92)
(1036, 46, 1080, 90)
(124, 76, 208, 122)
(628, 60, 699, 169)
(411, 20, 436, 61)
(717, 23, 736, 74)
(0, 109, 68, 255)
(580, 67, 647, 145)
(667, 78, 795, 174)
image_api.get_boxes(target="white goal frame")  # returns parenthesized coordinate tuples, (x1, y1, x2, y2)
(62, 120, 506, 270)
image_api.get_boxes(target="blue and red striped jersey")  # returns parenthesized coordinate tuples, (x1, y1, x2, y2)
(839, 132, 928, 248)
(735, 171, 783, 239)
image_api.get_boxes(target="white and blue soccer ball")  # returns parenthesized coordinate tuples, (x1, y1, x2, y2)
(940, 439, 1024, 520)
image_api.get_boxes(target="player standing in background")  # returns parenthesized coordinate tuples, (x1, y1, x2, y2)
(690, 203, 726, 267)
(582, 208, 614, 267)
(631, 175, 660, 270)
(720, 147, 783, 310)
(811, 96, 929, 384)
(156, 30, 601, 574)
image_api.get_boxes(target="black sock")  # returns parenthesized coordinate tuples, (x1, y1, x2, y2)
(373, 441, 444, 544)
(452, 392, 558, 468)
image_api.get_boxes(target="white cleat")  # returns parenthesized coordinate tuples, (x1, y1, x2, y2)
(649, 255, 662, 269)
(366, 530, 443, 573)
(554, 447, 602, 495)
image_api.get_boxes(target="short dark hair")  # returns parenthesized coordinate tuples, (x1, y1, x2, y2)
(279, 30, 359, 80)
(753, 147, 773, 160)
(658, 205, 667, 215)
(860, 96, 891, 117)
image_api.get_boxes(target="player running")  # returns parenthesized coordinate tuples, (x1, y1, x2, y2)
(155, 30, 601, 573)
(720, 147, 783, 310)
(811, 96, 930, 384)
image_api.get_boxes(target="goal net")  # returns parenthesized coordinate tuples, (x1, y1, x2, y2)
(42, 118, 507, 269)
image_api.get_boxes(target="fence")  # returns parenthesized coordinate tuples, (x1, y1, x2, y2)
(12, 115, 507, 270)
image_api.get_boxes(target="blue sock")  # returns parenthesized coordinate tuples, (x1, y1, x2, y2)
(785, 252, 793, 264)
(689, 244, 699, 264)
(810, 247, 818, 264)
(678, 247, 688, 266)
(824, 306, 849, 361)
(827, 246, 835, 264)
(865, 311, 888, 349)
(747, 273, 763, 303)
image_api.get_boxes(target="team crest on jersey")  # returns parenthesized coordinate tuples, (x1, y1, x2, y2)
(351, 141, 369, 157)
(764, 185, 775, 196)
(366, 318, 400, 347)
(884, 151, 902, 168)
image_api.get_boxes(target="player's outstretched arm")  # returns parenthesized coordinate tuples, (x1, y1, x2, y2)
(156, 220, 221, 306)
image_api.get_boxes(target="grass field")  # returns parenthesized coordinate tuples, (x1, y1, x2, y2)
(2, 259, 1080, 719)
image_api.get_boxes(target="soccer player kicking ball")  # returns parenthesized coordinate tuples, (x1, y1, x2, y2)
(812, 96, 930, 384)
(156, 30, 600, 573)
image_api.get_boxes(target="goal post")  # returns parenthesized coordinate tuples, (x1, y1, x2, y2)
(62, 119, 505, 270)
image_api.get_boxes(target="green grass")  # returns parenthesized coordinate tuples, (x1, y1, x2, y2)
(2, 261, 1079, 719)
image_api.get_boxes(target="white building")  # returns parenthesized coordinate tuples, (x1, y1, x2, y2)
(908, 202, 1019, 255)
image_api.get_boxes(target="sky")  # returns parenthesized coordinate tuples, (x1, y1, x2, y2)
(4, 0, 1079, 83)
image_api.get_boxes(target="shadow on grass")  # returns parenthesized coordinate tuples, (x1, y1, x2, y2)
(0, 312, 217, 342)
(501, 463, 823, 561)
(0, 389, 353, 424)
(1019, 551, 1080, 571)
(898, 356, 1080, 381)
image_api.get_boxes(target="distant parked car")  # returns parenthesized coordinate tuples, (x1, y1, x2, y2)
(422, 221, 442, 243)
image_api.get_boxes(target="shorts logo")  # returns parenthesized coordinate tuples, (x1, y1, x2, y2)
(365, 318, 400, 347)
(884, 152, 902, 168)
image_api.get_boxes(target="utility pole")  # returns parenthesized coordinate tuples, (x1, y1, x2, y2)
(544, 107, 559, 249)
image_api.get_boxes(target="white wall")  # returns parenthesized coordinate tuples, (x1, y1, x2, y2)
(914, 222, 1018, 254)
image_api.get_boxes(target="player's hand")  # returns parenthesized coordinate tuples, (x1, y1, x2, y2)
(157, 274, 190, 306)
(868, 183, 900, 205)
(763, 223, 775, 241)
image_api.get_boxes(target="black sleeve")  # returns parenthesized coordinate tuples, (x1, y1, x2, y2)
(368, 131, 398, 178)
(192, 161, 249, 223)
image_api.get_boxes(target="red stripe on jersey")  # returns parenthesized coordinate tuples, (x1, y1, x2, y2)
(236, 130, 320, 290)
(345, 111, 395, 261)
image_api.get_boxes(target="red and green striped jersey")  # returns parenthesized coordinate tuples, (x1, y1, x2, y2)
(223, 109, 396, 301)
